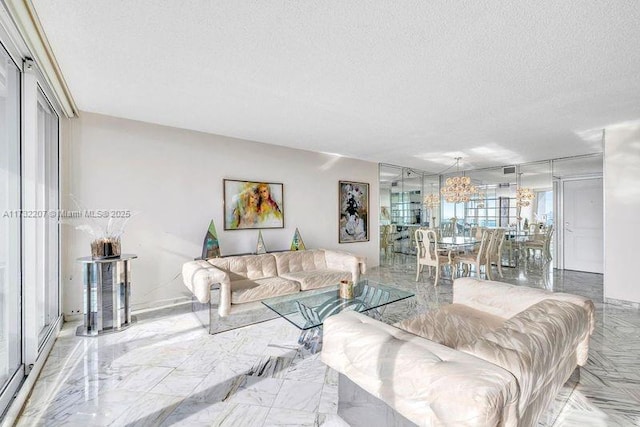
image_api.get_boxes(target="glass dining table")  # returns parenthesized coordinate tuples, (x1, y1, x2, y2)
(414, 232, 479, 252)
(437, 236, 480, 261)
(438, 236, 479, 248)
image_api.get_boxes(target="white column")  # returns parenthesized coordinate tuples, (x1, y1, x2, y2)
(604, 120, 640, 304)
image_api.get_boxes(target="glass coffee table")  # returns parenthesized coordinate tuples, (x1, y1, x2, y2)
(262, 279, 414, 353)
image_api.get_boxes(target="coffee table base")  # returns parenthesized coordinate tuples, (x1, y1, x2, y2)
(298, 327, 323, 354)
(262, 280, 414, 354)
(296, 307, 387, 354)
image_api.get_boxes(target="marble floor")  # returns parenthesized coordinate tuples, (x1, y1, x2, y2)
(12, 255, 640, 426)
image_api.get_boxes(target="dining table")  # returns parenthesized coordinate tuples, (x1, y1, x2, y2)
(438, 236, 479, 247)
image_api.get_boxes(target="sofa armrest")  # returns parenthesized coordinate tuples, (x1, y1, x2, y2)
(322, 249, 363, 283)
(322, 311, 519, 426)
(182, 260, 232, 316)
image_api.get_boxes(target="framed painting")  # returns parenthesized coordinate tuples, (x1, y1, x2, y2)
(224, 179, 284, 230)
(339, 180, 369, 243)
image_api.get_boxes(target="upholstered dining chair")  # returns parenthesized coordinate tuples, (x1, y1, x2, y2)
(380, 225, 396, 259)
(415, 229, 455, 286)
(456, 229, 491, 279)
(523, 224, 554, 260)
(502, 229, 521, 267)
(470, 226, 485, 240)
(529, 223, 540, 235)
(487, 228, 506, 279)
(441, 218, 457, 237)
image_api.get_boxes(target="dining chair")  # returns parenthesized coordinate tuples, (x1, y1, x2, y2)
(487, 228, 506, 279)
(470, 226, 485, 240)
(408, 225, 419, 255)
(523, 224, 554, 260)
(441, 218, 457, 237)
(456, 229, 490, 279)
(380, 225, 396, 259)
(415, 229, 455, 286)
(502, 229, 521, 267)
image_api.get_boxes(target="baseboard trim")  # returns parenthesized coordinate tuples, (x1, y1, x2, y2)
(604, 297, 640, 309)
(63, 312, 82, 322)
(63, 296, 193, 321)
(133, 299, 192, 315)
(131, 296, 192, 312)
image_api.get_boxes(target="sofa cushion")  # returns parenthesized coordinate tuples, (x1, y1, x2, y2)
(231, 276, 300, 304)
(273, 250, 328, 274)
(279, 270, 351, 291)
(396, 303, 506, 349)
(208, 253, 278, 280)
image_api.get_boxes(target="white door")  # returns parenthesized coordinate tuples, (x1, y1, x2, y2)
(563, 178, 603, 273)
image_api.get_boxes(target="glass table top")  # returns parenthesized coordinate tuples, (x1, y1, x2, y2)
(438, 236, 479, 246)
(261, 279, 414, 330)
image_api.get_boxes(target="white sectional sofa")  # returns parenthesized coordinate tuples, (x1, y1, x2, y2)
(321, 277, 595, 427)
(182, 249, 364, 334)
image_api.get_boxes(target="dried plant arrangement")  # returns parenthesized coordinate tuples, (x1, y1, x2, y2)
(69, 195, 136, 259)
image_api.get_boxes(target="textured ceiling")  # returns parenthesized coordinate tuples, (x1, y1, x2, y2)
(32, 1, 640, 172)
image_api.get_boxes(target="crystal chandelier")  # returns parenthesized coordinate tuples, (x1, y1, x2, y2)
(441, 157, 478, 203)
(423, 193, 440, 209)
(516, 187, 535, 207)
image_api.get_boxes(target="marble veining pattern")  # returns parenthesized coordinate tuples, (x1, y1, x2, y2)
(12, 255, 640, 426)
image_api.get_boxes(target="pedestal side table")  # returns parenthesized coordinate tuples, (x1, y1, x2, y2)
(76, 254, 137, 336)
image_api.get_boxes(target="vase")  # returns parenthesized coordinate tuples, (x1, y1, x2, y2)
(91, 237, 121, 259)
(339, 280, 354, 299)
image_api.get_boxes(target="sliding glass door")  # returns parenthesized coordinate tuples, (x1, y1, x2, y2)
(36, 91, 60, 345)
(0, 42, 22, 416)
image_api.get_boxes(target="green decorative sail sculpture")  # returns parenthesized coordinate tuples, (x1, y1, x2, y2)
(290, 228, 306, 251)
(256, 231, 267, 254)
(201, 220, 221, 259)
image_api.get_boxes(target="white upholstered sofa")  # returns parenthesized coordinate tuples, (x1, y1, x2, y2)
(182, 249, 364, 334)
(321, 277, 595, 427)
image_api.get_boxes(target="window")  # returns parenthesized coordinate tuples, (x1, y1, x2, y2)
(36, 91, 59, 345)
(0, 42, 22, 416)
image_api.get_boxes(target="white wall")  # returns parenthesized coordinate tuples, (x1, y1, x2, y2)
(604, 121, 640, 304)
(61, 112, 379, 315)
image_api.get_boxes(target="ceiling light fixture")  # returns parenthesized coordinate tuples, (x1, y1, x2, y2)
(440, 157, 478, 203)
(516, 187, 535, 207)
(423, 193, 440, 209)
(515, 172, 535, 208)
(424, 186, 440, 227)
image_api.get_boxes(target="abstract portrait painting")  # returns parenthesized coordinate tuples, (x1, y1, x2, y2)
(339, 180, 369, 243)
(224, 179, 284, 230)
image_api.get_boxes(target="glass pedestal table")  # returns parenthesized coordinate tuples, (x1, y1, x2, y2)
(262, 279, 414, 353)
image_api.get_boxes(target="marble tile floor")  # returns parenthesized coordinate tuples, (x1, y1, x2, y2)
(12, 257, 640, 427)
